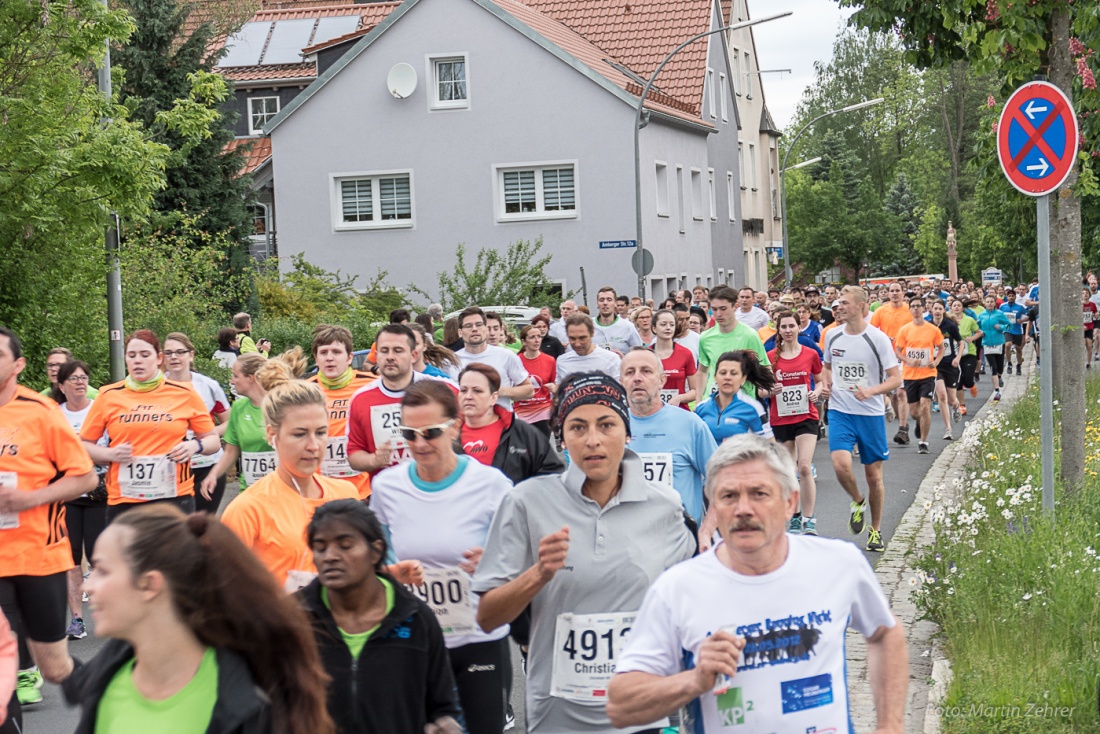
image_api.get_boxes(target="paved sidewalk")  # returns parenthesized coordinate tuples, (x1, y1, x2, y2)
(846, 359, 1034, 733)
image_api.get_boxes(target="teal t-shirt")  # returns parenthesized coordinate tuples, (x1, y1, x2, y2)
(95, 647, 218, 734)
(321, 579, 395, 659)
(222, 397, 273, 488)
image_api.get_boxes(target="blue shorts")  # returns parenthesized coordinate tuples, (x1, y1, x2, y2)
(827, 410, 889, 465)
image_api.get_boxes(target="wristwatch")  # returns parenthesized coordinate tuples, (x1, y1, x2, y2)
(194, 438, 204, 454)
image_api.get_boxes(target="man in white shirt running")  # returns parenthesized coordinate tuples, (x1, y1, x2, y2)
(548, 300, 576, 346)
(454, 307, 532, 411)
(593, 286, 643, 354)
(556, 314, 621, 381)
(608, 435, 907, 734)
(734, 287, 769, 331)
(822, 286, 902, 553)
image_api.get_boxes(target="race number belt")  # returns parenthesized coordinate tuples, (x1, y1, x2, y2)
(777, 384, 810, 418)
(659, 389, 678, 405)
(370, 404, 408, 467)
(119, 455, 178, 500)
(984, 343, 1004, 355)
(1086, 311, 1096, 325)
(241, 451, 277, 485)
(905, 348, 930, 366)
(833, 360, 869, 391)
(322, 436, 359, 478)
(406, 566, 477, 639)
(551, 611, 635, 701)
(636, 452, 674, 488)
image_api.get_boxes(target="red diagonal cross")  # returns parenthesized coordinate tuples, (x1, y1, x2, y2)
(1009, 98, 1066, 170)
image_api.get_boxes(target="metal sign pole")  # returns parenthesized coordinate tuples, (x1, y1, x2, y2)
(1036, 194, 1055, 519)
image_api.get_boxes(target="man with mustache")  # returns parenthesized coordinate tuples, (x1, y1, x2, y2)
(608, 435, 907, 734)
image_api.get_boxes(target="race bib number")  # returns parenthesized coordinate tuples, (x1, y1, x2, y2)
(905, 348, 930, 366)
(322, 436, 359, 478)
(551, 611, 635, 701)
(1004, 312, 1017, 324)
(637, 452, 674, 488)
(834, 361, 869, 391)
(659, 389, 678, 405)
(777, 384, 810, 418)
(1085, 311, 1095, 325)
(370, 404, 407, 466)
(984, 343, 1004, 355)
(186, 430, 216, 469)
(284, 569, 316, 594)
(241, 451, 277, 485)
(0, 472, 19, 529)
(406, 567, 476, 639)
(118, 455, 177, 500)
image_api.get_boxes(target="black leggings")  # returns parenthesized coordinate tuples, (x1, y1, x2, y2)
(958, 355, 978, 389)
(985, 352, 1005, 377)
(65, 499, 107, 566)
(192, 465, 227, 515)
(0, 692, 21, 734)
(106, 495, 195, 524)
(448, 637, 510, 734)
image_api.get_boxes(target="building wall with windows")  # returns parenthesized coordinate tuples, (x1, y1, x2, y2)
(270, 0, 740, 302)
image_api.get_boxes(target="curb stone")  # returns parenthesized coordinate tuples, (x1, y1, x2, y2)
(844, 359, 1035, 733)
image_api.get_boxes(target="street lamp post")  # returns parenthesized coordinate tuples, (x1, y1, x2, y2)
(780, 97, 884, 287)
(633, 11, 792, 298)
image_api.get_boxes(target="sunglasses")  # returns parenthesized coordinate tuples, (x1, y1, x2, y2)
(396, 419, 455, 442)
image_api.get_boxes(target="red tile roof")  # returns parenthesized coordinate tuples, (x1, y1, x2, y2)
(227, 136, 273, 175)
(221, 61, 317, 81)
(521, 0, 716, 114)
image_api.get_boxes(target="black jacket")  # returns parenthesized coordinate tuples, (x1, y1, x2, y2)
(64, 641, 271, 734)
(461, 405, 565, 484)
(539, 334, 565, 358)
(299, 575, 461, 734)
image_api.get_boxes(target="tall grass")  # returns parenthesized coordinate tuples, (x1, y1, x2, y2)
(913, 378, 1100, 733)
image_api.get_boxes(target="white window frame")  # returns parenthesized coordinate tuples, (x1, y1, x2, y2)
(708, 168, 717, 221)
(749, 143, 758, 190)
(331, 170, 415, 231)
(427, 53, 469, 110)
(727, 171, 736, 221)
(744, 51, 752, 98)
(707, 67, 716, 120)
(731, 49, 741, 96)
(676, 165, 685, 234)
(248, 96, 279, 135)
(738, 143, 746, 190)
(719, 72, 728, 122)
(492, 160, 578, 223)
(690, 167, 703, 221)
(655, 161, 670, 217)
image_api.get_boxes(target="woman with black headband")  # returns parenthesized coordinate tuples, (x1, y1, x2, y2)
(473, 372, 695, 734)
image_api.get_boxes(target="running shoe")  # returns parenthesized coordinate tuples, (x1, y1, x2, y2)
(952, 407, 962, 423)
(801, 516, 818, 536)
(866, 527, 885, 552)
(848, 500, 868, 535)
(994, 390, 1002, 402)
(17, 669, 43, 705)
(505, 705, 516, 730)
(893, 427, 910, 445)
(852, 444, 859, 457)
(67, 615, 87, 640)
(810, 462, 816, 479)
(960, 405, 968, 416)
(969, 385, 978, 397)
(943, 430, 953, 441)
(787, 515, 803, 535)
(932, 401, 940, 413)
(1016, 364, 1022, 375)
(918, 441, 930, 454)
(884, 401, 895, 422)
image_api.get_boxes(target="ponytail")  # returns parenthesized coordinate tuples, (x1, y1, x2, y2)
(114, 505, 334, 734)
(715, 350, 775, 397)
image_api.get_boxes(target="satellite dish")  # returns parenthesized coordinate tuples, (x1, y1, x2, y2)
(387, 63, 417, 99)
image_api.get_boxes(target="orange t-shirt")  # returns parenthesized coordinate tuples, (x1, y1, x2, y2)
(220, 471, 358, 588)
(870, 302, 911, 341)
(894, 321, 943, 381)
(0, 386, 94, 576)
(819, 321, 841, 350)
(81, 380, 216, 505)
(308, 372, 375, 499)
(757, 324, 777, 343)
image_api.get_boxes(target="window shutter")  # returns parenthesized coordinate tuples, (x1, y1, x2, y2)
(341, 179, 372, 222)
(504, 170, 536, 213)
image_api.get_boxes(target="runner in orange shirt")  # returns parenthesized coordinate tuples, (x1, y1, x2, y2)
(222, 359, 421, 591)
(894, 298, 944, 455)
(870, 282, 912, 440)
(0, 327, 96, 698)
(81, 331, 218, 524)
(306, 325, 375, 499)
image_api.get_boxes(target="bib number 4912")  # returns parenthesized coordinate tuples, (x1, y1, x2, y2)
(561, 626, 631, 662)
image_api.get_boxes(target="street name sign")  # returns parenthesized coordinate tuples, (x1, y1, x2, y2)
(599, 240, 637, 249)
(996, 80, 1079, 196)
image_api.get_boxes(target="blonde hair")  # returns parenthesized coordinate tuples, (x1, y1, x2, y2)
(256, 347, 322, 430)
(840, 285, 867, 304)
(235, 353, 266, 378)
(165, 332, 196, 353)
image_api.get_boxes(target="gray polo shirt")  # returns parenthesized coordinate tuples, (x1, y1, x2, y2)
(472, 452, 695, 733)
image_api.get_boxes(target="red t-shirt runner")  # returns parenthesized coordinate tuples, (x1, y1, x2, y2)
(767, 346, 822, 426)
(653, 343, 697, 409)
(461, 420, 504, 466)
(515, 351, 556, 423)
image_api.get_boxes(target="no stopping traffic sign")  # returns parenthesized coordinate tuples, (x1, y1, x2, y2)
(996, 80, 1079, 197)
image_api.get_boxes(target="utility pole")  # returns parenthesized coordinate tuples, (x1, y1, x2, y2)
(99, 0, 124, 381)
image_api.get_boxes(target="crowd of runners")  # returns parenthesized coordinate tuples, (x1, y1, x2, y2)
(1, 270, 1097, 733)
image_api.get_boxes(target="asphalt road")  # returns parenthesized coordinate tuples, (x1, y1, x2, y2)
(25, 370, 999, 732)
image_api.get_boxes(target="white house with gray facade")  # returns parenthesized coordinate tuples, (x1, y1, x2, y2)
(266, 0, 747, 302)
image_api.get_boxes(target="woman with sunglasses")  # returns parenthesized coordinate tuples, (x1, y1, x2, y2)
(370, 380, 513, 734)
(162, 332, 231, 514)
(221, 355, 422, 592)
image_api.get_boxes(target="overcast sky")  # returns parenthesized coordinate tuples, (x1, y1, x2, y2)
(750, 0, 856, 130)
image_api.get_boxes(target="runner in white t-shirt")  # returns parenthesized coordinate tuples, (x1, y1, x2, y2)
(556, 314, 622, 381)
(593, 287, 643, 354)
(608, 435, 906, 734)
(454, 308, 533, 411)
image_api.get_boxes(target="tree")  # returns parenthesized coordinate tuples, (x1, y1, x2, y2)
(838, 0, 1100, 490)
(431, 238, 568, 312)
(876, 172, 925, 275)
